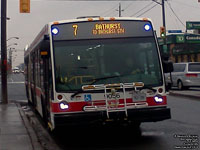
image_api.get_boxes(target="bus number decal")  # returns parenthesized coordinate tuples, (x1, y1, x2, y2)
(72, 24, 78, 36)
(105, 93, 120, 99)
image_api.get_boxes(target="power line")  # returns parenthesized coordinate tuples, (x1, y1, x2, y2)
(136, 3, 157, 17)
(165, 2, 180, 29)
(123, 1, 134, 11)
(130, 1, 154, 17)
(167, 1, 186, 28)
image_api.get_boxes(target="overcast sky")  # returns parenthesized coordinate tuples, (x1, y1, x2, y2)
(1, 0, 200, 67)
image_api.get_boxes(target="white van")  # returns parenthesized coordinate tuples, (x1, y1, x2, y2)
(165, 62, 200, 90)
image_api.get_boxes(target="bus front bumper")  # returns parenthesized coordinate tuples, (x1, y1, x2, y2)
(54, 107, 171, 127)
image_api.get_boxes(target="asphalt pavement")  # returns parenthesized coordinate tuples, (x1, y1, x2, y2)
(169, 87, 200, 99)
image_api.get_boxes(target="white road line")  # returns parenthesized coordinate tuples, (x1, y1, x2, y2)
(8, 82, 25, 84)
(0, 82, 25, 84)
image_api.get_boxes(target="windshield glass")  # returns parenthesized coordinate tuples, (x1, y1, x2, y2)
(53, 37, 162, 92)
(188, 63, 200, 72)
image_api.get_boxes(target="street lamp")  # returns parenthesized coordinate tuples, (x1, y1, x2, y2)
(8, 47, 15, 71)
(0, 17, 10, 20)
(7, 37, 19, 41)
(7, 43, 17, 48)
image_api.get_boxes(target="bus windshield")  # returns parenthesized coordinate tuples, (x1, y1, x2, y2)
(53, 37, 163, 92)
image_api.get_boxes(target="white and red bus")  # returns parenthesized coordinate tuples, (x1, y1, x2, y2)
(24, 17, 172, 130)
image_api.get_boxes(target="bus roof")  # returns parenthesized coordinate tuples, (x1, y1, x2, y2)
(49, 17, 152, 26)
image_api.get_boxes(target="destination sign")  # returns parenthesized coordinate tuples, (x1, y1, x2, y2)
(92, 23, 125, 35)
(51, 20, 153, 41)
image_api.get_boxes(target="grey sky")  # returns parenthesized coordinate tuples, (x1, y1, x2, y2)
(2, 0, 200, 67)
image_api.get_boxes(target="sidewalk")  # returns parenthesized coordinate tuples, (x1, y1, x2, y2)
(169, 88, 200, 99)
(0, 102, 43, 150)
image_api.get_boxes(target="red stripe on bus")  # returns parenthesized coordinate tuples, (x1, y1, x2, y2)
(51, 96, 167, 113)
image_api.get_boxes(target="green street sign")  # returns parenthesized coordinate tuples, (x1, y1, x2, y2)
(186, 21, 200, 29)
(176, 35, 185, 43)
(186, 35, 200, 43)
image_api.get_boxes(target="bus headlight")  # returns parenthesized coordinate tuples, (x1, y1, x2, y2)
(154, 95, 163, 103)
(59, 101, 69, 110)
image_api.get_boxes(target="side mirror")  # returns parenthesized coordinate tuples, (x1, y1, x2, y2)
(162, 61, 173, 73)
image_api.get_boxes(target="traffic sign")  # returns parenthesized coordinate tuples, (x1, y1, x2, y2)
(20, 0, 30, 13)
(168, 30, 182, 33)
(186, 21, 200, 30)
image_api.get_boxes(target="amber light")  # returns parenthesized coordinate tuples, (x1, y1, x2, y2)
(142, 18, 149, 21)
(88, 18, 93, 21)
(99, 17, 104, 21)
(53, 22, 59, 25)
(110, 17, 115, 21)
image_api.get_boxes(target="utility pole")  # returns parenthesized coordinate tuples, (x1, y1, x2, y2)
(162, 0, 166, 42)
(1, 0, 8, 104)
(116, 3, 124, 17)
(161, 0, 168, 55)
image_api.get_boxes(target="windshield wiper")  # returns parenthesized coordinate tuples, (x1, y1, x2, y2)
(71, 89, 84, 98)
(71, 75, 122, 98)
(88, 74, 123, 85)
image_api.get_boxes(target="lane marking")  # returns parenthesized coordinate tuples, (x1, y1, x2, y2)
(0, 82, 25, 84)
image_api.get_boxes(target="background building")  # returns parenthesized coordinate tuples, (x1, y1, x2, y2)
(159, 21, 200, 63)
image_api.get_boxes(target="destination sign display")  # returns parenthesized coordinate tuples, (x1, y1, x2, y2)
(51, 20, 153, 41)
(92, 23, 125, 35)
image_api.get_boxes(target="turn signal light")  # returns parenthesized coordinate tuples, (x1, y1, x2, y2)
(82, 85, 95, 90)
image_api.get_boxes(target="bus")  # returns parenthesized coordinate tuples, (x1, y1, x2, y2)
(24, 17, 172, 131)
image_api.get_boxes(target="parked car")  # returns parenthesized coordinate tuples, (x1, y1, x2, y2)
(165, 62, 200, 90)
(13, 68, 20, 74)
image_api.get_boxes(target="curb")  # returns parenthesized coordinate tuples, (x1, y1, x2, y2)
(17, 103, 44, 150)
(20, 104, 62, 150)
(169, 91, 200, 100)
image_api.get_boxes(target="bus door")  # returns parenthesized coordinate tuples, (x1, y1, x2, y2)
(31, 51, 37, 108)
(40, 43, 51, 124)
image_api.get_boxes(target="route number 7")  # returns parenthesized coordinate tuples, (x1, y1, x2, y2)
(72, 24, 78, 36)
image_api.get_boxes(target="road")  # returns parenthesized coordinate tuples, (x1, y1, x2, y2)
(0, 73, 26, 102)
(1, 73, 199, 150)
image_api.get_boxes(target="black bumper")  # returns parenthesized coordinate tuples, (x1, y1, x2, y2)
(54, 107, 171, 127)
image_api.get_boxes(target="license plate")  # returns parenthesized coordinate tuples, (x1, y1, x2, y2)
(132, 91, 146, 102)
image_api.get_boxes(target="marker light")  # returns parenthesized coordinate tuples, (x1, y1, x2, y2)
(154, 95, 163, 103)
(57, 95, 63, 100)
(144, 24, 151, 31)
(59, 101, 69, 110)
(52, 27, 59, 35)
